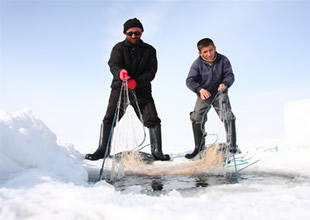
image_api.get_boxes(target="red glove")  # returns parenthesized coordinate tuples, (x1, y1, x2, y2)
(126, 79, 137, 90)
(119, 69, 130, 81)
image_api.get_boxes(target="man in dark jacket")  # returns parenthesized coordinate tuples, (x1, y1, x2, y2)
(185, 38, 238, 159)
(85, 18, 170, 161)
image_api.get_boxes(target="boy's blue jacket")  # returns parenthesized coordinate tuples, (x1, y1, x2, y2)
(186, 53, 235, 96)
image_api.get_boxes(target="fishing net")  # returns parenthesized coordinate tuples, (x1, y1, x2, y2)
(102, 86, 232, 182)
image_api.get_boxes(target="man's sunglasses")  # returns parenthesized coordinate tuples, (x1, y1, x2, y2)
(126, 31, 142, 37)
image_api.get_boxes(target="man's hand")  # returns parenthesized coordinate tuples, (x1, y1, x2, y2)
(218, 83, 226, 92)
(119, 69, 130, 81)
(126, 79, 137, 90)
(200, 88, 211, 100)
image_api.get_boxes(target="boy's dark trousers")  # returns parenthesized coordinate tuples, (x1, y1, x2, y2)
(187, 93, 237, 158)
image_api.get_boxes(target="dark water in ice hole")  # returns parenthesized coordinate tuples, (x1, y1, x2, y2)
(86, 151, 305, 195)
(88, 171, 304, 196)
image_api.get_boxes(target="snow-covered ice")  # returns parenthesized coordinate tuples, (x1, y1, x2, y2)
(1, 99, 310, 220)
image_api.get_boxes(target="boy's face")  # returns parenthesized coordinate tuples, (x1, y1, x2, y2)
(199, 45, 216, 61)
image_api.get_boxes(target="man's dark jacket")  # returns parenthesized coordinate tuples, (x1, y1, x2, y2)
(108, 39, 157, 102)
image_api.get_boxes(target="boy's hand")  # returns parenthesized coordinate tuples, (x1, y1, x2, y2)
(218, 84, 226, 92)
(200, 88, 211, 100)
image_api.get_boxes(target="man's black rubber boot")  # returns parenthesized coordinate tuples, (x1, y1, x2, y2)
(149, 124, 170, 161)
(85, 123, 112, 161)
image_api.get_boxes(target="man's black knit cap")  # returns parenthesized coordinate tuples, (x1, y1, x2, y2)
(123, 18, 144, 34)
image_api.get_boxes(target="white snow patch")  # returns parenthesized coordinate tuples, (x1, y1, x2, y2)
(284, 98, 310, 147)
(0, 109, 87, 186)
(1, 98, 310, 219)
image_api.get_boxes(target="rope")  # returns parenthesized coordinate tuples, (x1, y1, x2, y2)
(98, 80, 148, 181)
(200, 91, 220, 134)
(225, 146, 278, 172)
(98, 82, 125, 181)
(221, 91, 239, 183)
(129, 90, 147, 148)
(237, 160, 260, 172)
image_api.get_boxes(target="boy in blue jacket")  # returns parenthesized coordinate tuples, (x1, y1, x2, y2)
(185, 38, 238, 159)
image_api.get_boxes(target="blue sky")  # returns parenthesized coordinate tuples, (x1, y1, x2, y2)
(1, 0, 310, 153)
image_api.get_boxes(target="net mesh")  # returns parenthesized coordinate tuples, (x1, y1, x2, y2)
(103, 87, 231, 181)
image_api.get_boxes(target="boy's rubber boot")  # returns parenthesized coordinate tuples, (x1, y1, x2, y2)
(85, 123, 112, 161)
(149, 124, 170, 161)
(225, 119, 238, 153)
(185, 123, 205, 159)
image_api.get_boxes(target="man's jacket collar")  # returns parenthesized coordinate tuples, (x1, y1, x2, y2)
(124, 39, 146, 47)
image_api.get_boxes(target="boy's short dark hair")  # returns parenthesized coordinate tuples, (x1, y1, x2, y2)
(197, 38, 215, 51)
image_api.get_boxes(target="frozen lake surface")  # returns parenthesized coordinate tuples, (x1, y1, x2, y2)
(1, 105, 310, 219)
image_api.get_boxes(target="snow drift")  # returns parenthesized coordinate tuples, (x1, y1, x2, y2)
(284, 98, 310, 146)
(0, 109, 87, 186)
